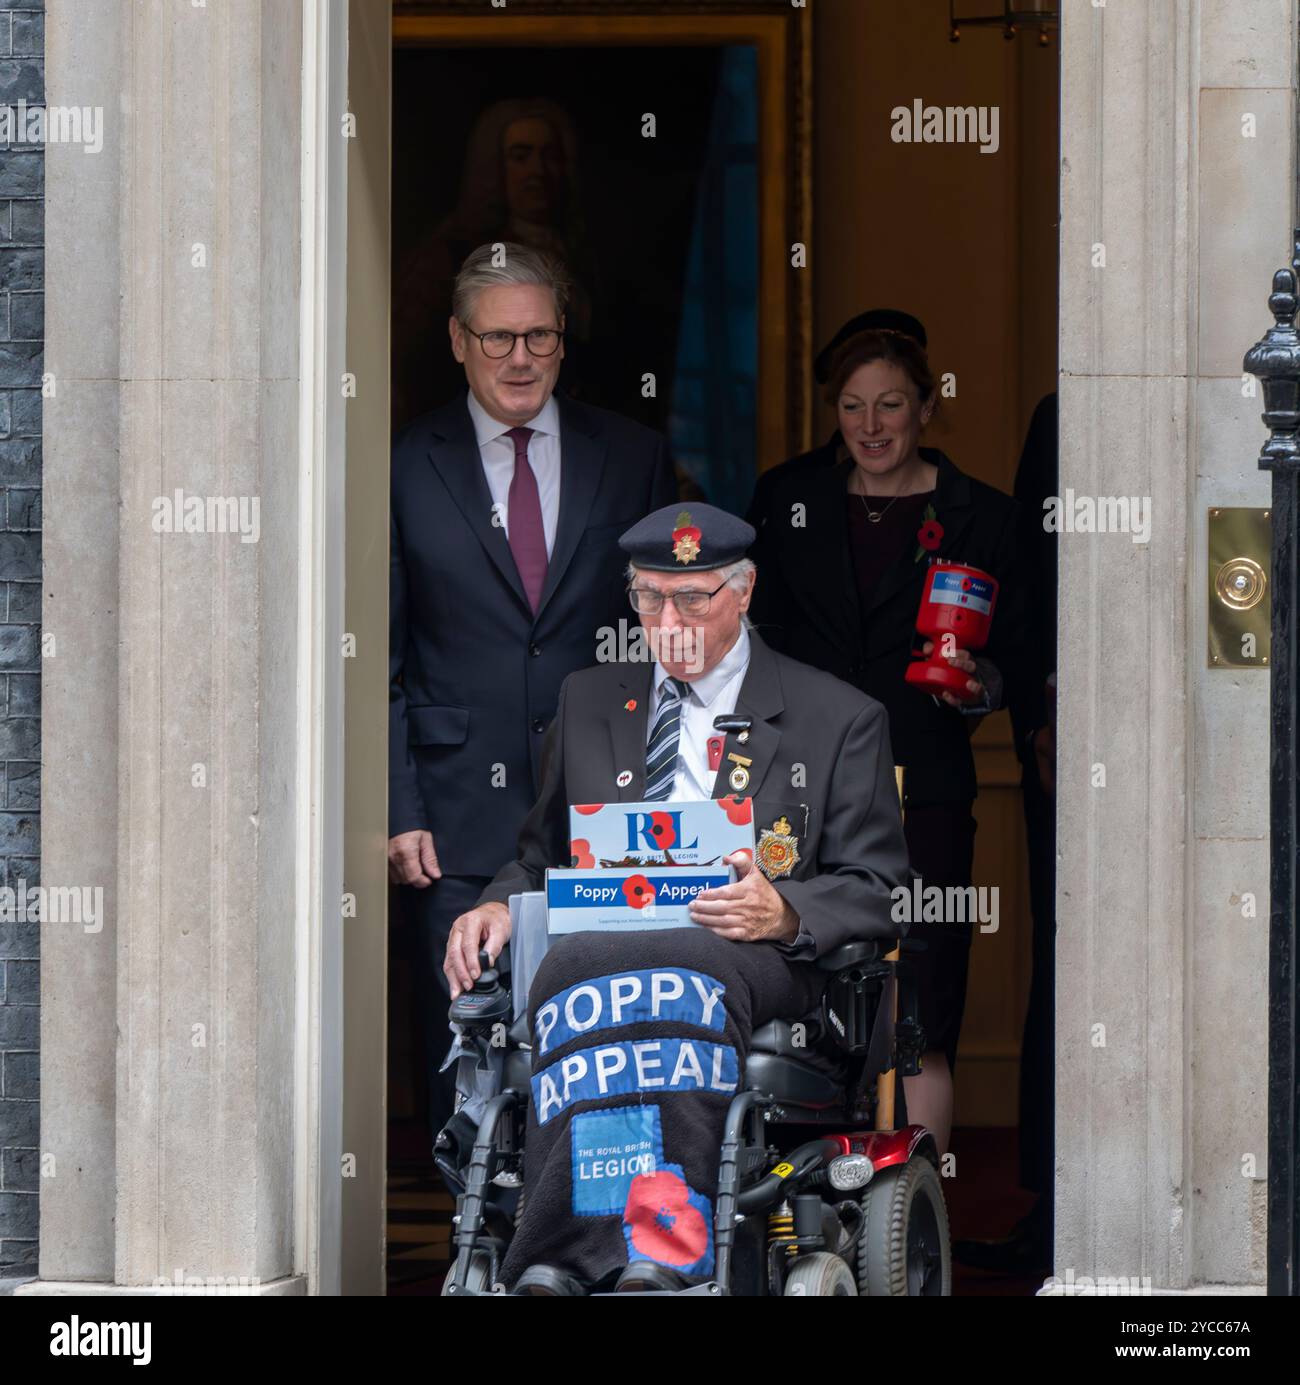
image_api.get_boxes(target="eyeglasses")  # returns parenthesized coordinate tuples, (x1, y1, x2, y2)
(628, 580, 729, 617)
(462, 325, 564, 359)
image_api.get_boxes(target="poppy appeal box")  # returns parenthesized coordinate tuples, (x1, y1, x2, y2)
(546, 798, 757, 935)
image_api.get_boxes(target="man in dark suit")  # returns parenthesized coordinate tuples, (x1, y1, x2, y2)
(389, 241, 675, 1149)
(445, 504, 909, 1293)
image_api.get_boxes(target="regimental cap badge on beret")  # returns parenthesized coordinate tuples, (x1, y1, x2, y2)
(672, 510, 702, 565)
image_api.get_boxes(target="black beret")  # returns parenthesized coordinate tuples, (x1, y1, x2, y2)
(814, 308, 928, 384)
(619, 503, 756, 572)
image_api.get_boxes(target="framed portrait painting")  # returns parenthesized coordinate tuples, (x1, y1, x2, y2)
(392, 0, 813, 511)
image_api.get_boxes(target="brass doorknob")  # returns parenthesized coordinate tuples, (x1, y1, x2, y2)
(1214, 556, 1267, 611)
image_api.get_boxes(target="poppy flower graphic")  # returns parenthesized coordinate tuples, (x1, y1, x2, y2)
(648, 811, 677, 849)
(624, 699, 638, 713)
(622, 874, 656, 910)
(623, 1169, 709, 1269)
(717, 796, 752, 826)
(569, 838, 595, 869)
(572, 804, 603, 816)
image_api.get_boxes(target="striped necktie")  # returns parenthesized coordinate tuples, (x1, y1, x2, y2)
(644, 676, 689, 801)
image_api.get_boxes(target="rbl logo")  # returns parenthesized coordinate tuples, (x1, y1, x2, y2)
(626, 811, 699, 853)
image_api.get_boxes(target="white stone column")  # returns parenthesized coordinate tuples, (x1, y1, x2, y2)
(1055, 0, 1292, 1291)
(29, 0, 309, 1294)
(37, 0, 125, 1287)
(1185, 0, 1292, 1289)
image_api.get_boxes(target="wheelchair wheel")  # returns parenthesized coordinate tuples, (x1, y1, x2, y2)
(858, 1158, 951, 1296)
(783, 1251, 858, 1296)
(441, 1249, 493, 1296)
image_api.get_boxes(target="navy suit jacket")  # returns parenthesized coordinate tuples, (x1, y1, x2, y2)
(390, 392, 676, 876)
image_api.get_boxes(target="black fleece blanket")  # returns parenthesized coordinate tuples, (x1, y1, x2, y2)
(500, 927, 828, 1289)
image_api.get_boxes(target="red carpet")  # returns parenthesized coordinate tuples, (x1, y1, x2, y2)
(945, 1126, 1046, 1296)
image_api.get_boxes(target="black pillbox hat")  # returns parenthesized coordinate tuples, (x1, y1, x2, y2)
(814, 308, 929, 384)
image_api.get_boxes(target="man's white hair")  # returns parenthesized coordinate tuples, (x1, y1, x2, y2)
(625, 557, 756, 629)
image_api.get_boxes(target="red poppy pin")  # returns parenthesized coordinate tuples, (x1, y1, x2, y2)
(914, 503, 943, 561)
(625, 698, 637, 712)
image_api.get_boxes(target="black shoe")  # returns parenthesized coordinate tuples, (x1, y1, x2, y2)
(613, 1262, 690, 1293)
(512, 1263, 587, 1296)
(953, 1203, 1051, 1275)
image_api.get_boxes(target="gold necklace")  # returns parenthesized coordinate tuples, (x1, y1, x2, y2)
(850, 458, 926, 521)
(858, 491, 902, 524)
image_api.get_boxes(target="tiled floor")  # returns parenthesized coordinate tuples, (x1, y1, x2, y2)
(387, 1120, 455, 1296)
(386, 1120, 1047, 1297)
(386, 1174, 455, 1294)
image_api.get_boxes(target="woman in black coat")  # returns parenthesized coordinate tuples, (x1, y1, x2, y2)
(747, 327, 1038, 1154)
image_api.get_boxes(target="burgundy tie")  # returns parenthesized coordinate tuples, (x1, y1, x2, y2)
(505, 426, 548, 613)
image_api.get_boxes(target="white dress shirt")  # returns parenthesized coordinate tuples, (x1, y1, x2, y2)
(647, 626, 752, 801)
(466, 390, 561, 557)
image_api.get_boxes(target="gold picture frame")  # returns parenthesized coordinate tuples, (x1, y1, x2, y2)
(392, 0, 814, 475)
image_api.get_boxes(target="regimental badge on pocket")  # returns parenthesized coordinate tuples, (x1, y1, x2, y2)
(755, 814, 801, 880)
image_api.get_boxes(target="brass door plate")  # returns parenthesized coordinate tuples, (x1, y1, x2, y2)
(1208, 507, 1270, 668)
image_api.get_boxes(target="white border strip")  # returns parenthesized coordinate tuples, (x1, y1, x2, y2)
(295, 0, 349, 1296)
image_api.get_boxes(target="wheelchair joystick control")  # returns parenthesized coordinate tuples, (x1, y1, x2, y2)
(472, 949, 498, 992)
(449, 948, 512, 1028)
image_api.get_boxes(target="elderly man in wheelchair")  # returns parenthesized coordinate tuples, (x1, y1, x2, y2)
(437, 504, 951, 1296)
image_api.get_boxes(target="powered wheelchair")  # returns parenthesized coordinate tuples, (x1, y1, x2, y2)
(435, 926, 951, 1297)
